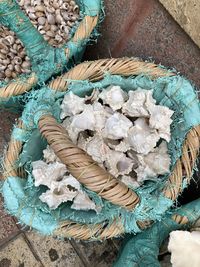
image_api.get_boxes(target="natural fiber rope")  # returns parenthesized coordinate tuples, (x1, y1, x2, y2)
(2, 120, 24, 179)
(163, 125, 200, 199)
(38, 115, 140, 211)
(54, 219, 124, 240)
(0, 74, 37, 98)
(65, 16, 99, 58)
(49, 58, 173, 91)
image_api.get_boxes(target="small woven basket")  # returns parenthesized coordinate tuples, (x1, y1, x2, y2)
(2, 58, 200, 240)
(0, 0, 102, 110)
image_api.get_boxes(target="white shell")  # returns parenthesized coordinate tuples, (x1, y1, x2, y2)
(168, 231, 200, 267)
(122, 89, 155, 117)
(120, 175, 140, 189)
(71, 104, 96, 131)
(39, 175, 80, 209)
(62, 117, 80, 144)
(98, 85, 128, 111)
(43, 145, 59, 163)
(135, 141, 171, 182)
(105, 150, 134, 177)
(106, 138, 130, 152)
(103, 112, 132, 140)
(127, 118, 160, 154)
(92, 102, 112, 131)
(148, 105, 174, 142)
(32, 161, 67, 188)
(71, 191, 99, 212)
(85, 89, 100, 103)
(83, 134, 110, 164)
(60, 92, 85, 119)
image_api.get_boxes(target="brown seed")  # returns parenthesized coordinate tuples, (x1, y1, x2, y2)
(11, 72, 17, 79)
(35, 5, 45, 12)
(38, 16, 46, 25)
(5, 68, 12, 78)
(35, 11, 44, 17)
(22, 61, 31, 69)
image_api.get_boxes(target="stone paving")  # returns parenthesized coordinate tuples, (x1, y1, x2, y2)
(1, 0, 200, 266)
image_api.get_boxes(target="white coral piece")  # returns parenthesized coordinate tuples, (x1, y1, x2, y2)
(122, 89, 155, 117)
(62, 117, 80, 144)
(60, 92, 85, 119)
(168, 230, 200, 267)
(127, 118, 160, 154)
(135, 141, 171, 182)
(103, 112, 132, 140)
(105, 150, 134, 177)
(148, 105, 174, 142)
(71, 104, 96, 131)
(43, 145, 59, 163)
(39, 175, 80, 209)
(71, 191, 99, 212)
(83, 134, 110, 164)
(85, 89, 100, 103)
(92, 102, 112, 132)
(32, 161, 67, 188)
(98, 85, 128, 111)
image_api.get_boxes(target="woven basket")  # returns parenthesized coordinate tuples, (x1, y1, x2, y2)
(2, 58, 200, 240)
(0, 0, 102, 109)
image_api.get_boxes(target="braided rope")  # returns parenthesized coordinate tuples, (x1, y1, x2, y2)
(163, 126, 200, 199)
(54, 220, 124, 240)
(49, 58, 173, 91)
(38, 115, 139, 210)
(65, 16, 99, 58)
(0, 74, 37, 98)
(2, 120, 24, 179)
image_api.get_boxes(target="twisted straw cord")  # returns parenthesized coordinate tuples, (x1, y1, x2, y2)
(54, 220, 124, 240)
(65, 16, 98, 58)
(0, 74, 37, 98)
(2, 120, 24, 179)
(49, 58, 173, 91)
(163, 125, 200, 200)
(38, 115, 140, 211)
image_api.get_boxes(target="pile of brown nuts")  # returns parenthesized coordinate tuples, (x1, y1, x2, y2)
(0, 0, 79, 81)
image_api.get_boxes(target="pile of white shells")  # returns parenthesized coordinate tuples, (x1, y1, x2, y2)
(32, 86, 174, 210)
(0, 0, 79, 81)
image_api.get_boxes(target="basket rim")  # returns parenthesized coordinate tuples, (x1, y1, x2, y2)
(2, 58, 200, 240)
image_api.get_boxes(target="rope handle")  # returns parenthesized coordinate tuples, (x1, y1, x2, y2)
(38, 114, 140, 211)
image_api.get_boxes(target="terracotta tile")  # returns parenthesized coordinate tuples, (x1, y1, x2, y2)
(0, 197, 19, 245)
(0, 235, 41, 267)
(25, 231, 83, 267)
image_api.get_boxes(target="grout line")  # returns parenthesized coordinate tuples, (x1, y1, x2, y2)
(0, 231, 22, 250)
(69, 239, 89, 267)
(22, 231, 45, 267)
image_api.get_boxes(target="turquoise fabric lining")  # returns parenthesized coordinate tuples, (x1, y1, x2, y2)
(1, 73, 200, 236)
(114, 198, 200, 267)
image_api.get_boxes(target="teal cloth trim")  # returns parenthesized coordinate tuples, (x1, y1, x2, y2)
(77, 0, 101, 16)
(1, 73, 200, 236)
(2, 177, 58, 235)
(114, 198, 200, 267)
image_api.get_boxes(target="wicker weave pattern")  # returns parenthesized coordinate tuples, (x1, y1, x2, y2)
(49, 58, 173, 91)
